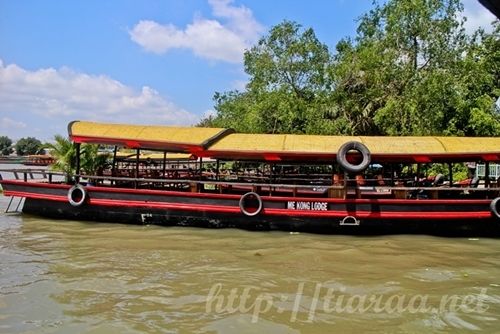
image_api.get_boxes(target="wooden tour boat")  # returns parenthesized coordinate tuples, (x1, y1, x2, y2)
(1, 120, 500, 235)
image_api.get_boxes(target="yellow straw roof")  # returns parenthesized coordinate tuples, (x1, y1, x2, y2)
(205, 134, 500, 162)
(68, 121, 233, 153)
(67, 121, 500, 162)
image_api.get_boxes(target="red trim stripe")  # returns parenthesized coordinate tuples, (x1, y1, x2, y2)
(4, 190, 67, 202)
(2, 180, 491, 206)
(1, 180, 71, 190)
(204, 150, 500, 162)
(90, 198, 242, 214)
(263, 209, 492, 220)
(70, 135, 202, 153)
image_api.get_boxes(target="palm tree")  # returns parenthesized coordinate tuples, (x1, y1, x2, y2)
(81, 144, 110, 176)
(44, 135, 111, 183)
(44, 135, 76, 182)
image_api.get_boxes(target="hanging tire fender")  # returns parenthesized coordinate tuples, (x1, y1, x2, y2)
(491, 197, 500, 220)
(336, 141, 371, 173)
(239, 192, 263, 217)
(68, 184, 87, 207)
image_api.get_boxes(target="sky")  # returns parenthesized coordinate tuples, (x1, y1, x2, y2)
(0, 0, 496, 142)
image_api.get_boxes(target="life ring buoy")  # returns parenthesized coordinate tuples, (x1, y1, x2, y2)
(336, 141, 371, 173)
(68, 184, 87, 207)
(491, 197, 500, 219)
(239, 192, 263, 217)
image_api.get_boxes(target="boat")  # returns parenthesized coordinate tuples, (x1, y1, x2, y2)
(23, 154, 55, 166)
(1, 120, 500, 235)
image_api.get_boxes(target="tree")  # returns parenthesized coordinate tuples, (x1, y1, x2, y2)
(0, 136, 13, 156)
(44, 135, 76, 181)
(330, 0, 500, 136)
(80, 144, 110, 176)
(331, 0, 475, 135)
(15, 137, 42, 156)
(201, 21, 334, 134)
(459, 22, 500, 136)
(44, 135, 111, 182)
(201, 1, 499, 137)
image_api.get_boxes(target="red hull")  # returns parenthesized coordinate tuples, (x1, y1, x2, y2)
(2, 180, 498, 235)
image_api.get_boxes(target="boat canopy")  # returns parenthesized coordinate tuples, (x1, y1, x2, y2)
(205, 134, 500, 162)
(68, 121, 500, 163)
(68, 121, 233, 153)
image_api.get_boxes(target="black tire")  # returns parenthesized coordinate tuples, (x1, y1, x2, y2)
(68, 184, 87, 207)
(433, 174, 444, 186)
(239, 192, 263, 217)
(336, 141, 371, 173)
(491, 197, 500, 220)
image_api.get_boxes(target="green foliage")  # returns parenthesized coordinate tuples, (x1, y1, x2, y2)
(44, 135, 76, 180)
(204, 21, 334, 134)
(81, 144, 110, 176)
(459, 22, 500, 136)
(466, 95, 500, 135)
(0, 136, 13, 156)
(245, 20, 331, 97)
(425, 163, 469, 182)
(334, 0, 471, 135)
(200, 1, 499, 137)
(15, 137, 42, 156)
(44, 135, 110, 182)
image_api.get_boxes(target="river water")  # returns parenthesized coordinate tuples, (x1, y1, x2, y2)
(1, 168, 500, 333)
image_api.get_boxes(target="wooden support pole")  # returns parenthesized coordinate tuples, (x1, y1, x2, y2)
(111, 146, 117, 176)
(75, 142, 81, 183)
(162, 151, 167, 178)
(215, 159, 220, 181)
(199, 157, 203, 180)
(416, 164, 421, 186)
(135, 148, 140, 189)
(485, 162, 490, 187)
(448, 163, 453, 187)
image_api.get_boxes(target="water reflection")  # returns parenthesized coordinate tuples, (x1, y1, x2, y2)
(0, 202, 500, 333)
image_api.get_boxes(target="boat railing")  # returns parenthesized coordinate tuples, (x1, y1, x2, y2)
(1, 169, 499, 199)
(0, 169, 333, 192)
(0, 168, 65, 183)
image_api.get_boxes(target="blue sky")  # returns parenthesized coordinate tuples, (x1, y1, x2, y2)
(0, 0, 496, 141)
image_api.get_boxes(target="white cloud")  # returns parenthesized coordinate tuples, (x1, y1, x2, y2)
(231, 79, 247, 91)
(462, 0, 497, 34)
(129, 0, 264, 63)
(202, 109, 217, 119)
(0, 61, 199, 139)
(208, 0, 263, 41)
(0, 117, 27, 129)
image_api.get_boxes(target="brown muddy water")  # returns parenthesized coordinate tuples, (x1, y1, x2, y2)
(1, 187, 500, 332)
